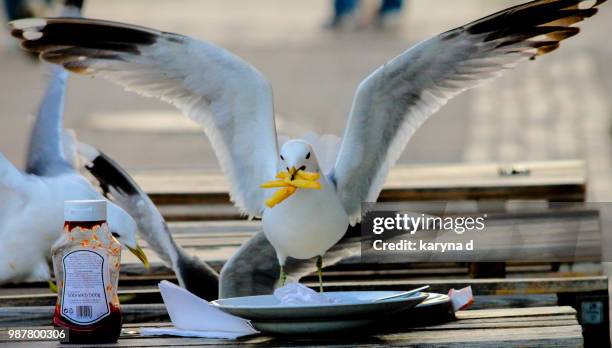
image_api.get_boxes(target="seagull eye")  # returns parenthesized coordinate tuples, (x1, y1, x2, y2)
(306, 152, 311, 159)
(280, 155, 284, 161)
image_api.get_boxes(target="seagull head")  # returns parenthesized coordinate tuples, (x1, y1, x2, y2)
(259, 140, 322, 208)
(107, 202, 149, 267)
(279, 140, 319, 179)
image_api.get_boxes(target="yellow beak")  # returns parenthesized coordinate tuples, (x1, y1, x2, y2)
(127, 245, 149, 268)
(287, 166, 298, 180)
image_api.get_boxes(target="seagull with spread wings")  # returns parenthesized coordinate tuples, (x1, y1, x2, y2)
(10, 0, 606, 291)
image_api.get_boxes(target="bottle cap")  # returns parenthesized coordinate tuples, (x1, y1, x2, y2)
(64, 200, 107, 222)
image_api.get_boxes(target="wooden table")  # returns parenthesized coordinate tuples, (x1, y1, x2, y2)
(0, 306, 583, 347)
(0, 159, 597, 346)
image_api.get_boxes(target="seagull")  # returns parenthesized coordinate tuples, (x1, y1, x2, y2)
(0, 0, 149, 284)
(76, 142, 220, 300)
(10, 0, 606, 291)
(0, 64, 148, 284)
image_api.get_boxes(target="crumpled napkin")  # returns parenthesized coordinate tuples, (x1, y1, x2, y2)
(139, 281, 259, 339)
(448, 286, 474, 312)
(273, 282, 341, 305)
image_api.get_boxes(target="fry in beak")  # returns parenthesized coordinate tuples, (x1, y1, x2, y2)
(260, 180, 288, 188)
(291, 179, 321, 189)
(296, 171, 320, 181)
(261, 168, 321, 207)
(265, 186, 296, 208)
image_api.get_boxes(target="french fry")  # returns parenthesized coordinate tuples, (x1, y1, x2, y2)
(265, 186, 296, 208)
(260, 180, 289, 188)
(262, 169, 321, 207)
(291, 179, 321, 189)
(296, 171, 320, 181)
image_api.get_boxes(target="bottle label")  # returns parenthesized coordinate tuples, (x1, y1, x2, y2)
(60, 249, 110, 325)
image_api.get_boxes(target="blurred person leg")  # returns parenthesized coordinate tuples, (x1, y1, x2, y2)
(4, 0, 55, 21)
(3, 0, 31, 21)
(377, 0, 404, 30)
(327, 0, 359, 29)
(379, 0, 402, 15)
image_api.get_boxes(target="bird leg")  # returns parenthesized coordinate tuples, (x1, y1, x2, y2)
(316, 255, 324, 293)
(279, 265, 287, 287)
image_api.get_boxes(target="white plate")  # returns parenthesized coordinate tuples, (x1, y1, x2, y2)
(212, 291, 428, 335)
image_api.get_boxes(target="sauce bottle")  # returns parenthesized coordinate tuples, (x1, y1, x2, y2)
(51, 200, 123, 343)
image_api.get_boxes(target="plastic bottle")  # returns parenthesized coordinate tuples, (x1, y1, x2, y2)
(51, 200, 122, 343)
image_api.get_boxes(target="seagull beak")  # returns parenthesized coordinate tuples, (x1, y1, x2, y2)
(289, 166, 297, 180)
(127, 245, 149, 268)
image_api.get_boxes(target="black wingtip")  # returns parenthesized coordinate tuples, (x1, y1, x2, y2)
(453, 0, 607, 61)
(13, 17, 158, 59)
(10, 28, 23, 39)
(85, 152, 139, 196)
(176, 251, 219, 301)
(467, 0, 604, 36)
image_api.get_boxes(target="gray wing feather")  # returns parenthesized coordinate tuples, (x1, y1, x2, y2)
(12, 18, 279, 218)
(220, 231, 279, 298)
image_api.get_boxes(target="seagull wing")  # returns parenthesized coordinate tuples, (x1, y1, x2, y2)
(78, 143, 219, 300)
(25, 65, 73, 176)
(220, 231, 279, 298)
(333, 0, 605, 224)
(25, 0, 84, 176)
(12, 18, 278, 217)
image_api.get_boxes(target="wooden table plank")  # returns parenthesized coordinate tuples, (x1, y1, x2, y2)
(0, 307, 582, 347)
(0, 304, 169, 327)
(134, 160, 586, 206)
(0, 327, 584, 348)
(365, 326, 583, 347)
(3, 304, 577, 328)
(455, 306, 576, 319)
(305, 276, 608, 295)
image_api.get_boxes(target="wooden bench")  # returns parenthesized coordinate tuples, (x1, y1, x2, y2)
(120, 207, 602, 279)
(0, 306, 584, 347)
(134, 160, 586, 221)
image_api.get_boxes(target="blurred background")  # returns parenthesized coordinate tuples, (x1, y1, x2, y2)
(0, 0, 611, 199)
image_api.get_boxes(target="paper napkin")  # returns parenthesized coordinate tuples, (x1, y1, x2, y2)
(139, 280, 258, 339)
